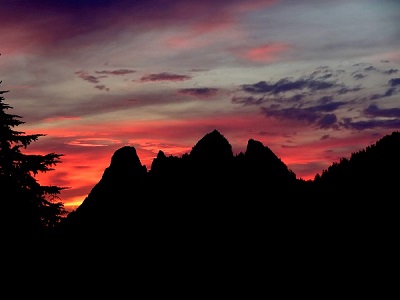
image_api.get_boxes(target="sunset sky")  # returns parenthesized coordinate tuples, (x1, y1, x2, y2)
(1, 0, 400, 211)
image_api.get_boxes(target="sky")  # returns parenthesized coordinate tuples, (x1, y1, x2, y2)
(1, 0, 400, 211)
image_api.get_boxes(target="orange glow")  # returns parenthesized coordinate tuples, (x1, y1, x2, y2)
(62, 196, 87, 213)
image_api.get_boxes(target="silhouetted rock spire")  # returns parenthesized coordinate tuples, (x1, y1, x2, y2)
(110, 146, 145, 171)
(246, 138, 274, 160)
(245, 138, 295, 181)
(150, 150, 183, 176)
(189, 129, 233, 161)
(102, 145, 147, 182)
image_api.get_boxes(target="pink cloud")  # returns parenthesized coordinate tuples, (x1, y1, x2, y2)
(239, 43, 291, 62)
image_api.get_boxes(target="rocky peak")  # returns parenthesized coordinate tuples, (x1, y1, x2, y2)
(189, 129, 233, 161)
(100, 146, 147, 184)
(245, 138, 294, 180)
(109, 146, 143, 171)
(245, 139, 277, 161)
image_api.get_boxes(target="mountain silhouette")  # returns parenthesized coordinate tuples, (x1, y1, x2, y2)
(52, 129, 400, 253)
(54, 129, 297, 245)
(189, 129, 234, 161)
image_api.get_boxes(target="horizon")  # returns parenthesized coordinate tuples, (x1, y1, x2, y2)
(26, 128, 396, 212)
(1, 0, 399, 210)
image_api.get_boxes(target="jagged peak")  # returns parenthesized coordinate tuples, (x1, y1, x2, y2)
(245, 138, 277, 160)
(156, 150, 166, 159)
(189, 129, 233, 161)
(244, 138, 293, 179)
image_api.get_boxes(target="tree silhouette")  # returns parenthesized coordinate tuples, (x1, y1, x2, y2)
(0, 82, 67, 243)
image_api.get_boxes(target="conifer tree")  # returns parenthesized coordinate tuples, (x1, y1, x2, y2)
(0, 81, 67, 242)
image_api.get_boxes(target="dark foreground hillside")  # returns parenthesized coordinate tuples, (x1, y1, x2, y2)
(51, 130, 400, 253)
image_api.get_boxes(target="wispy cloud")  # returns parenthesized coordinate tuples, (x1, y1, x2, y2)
(364, 104, 400, 118)
(95, 69, 136, 75)
(140, 72, 192, 82)
(75, 68, 136, 91)
(370, 77, 400, 100)
(240, 78, 338, 94)
(75, 70, 102, 84)
(178, 88, 218, 98)
(233, 64, 400, 131)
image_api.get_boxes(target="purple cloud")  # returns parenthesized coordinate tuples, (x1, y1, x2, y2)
(232, 63, 400, 132)
(178, 88, 218, 98)
(232, 96, 265, 106)
(95, 69, 136, 75)
(343, 118, 400, 131)
(241, 78, 338, 94)
(383, 69, 398, 75)
(370, 77, 400, 99)
(75, 71, 101, 84)
(317, 114, 338, 129)
(365, 104, 400, 118)
(260, 104, 341, 130)
(140, 72, 192, 82)
(389, 78, 400, 87)
(95, 85, 109, 91)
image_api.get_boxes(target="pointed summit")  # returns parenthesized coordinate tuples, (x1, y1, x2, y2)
(244, 138, 295, 181)
(246, 139, 279, 162)
(190, 129, 233, 161)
